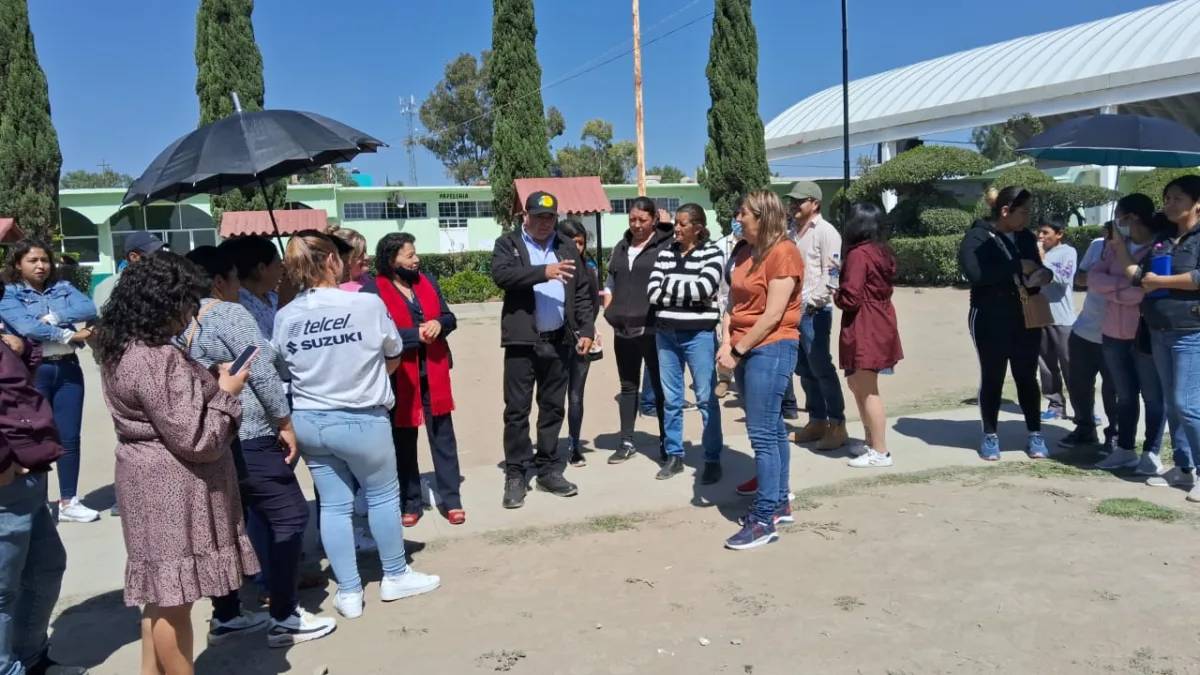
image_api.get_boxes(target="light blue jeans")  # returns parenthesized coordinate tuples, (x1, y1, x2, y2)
(294, 408, 407, 594)
(0, 474, 66, 675)
(656, 328, 723, 462)
(736, 340, 799, 523)
(1149, 329, 1200, 470)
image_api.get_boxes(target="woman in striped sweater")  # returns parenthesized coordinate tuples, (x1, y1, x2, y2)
(648, 204, 726, 482)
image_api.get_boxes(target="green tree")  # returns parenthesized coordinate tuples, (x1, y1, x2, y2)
(0, 0, 62, 241)
(488, 0, 552, 229)
(970, 113, 1044, 165)
(702, 0, 770, 234)
(419, 52, 494, 186)
(1130, 168, 1200, 208)
(854, 153, 877, 176)
(555, 119, 636, 184)
(61, 167, 134, 189)
(546, 106, 565, 145)
(647, 164, 685, 183)
(195, 0, 284, 221)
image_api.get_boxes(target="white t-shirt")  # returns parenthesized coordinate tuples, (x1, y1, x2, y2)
(272, 288, 404, 411)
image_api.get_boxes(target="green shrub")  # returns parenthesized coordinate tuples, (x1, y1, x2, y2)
(855, 145, 992, 199)
(975, 163, 1116, 223)
(1128, 168, 1200, 208)
(918, 208, 974, 236)
(1062, 225, 1105, 254)
(891, 235, 961, 286)
(886, 191, 961, 237)
(65, 264, 91, 294)
(439, 270, 501, 304)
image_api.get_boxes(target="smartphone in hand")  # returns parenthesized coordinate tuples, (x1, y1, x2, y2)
(229, 345, 259, 376)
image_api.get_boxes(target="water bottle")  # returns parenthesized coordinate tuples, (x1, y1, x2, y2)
(828, 254, 840, 289)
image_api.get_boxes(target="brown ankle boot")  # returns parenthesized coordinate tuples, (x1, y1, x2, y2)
(793, 420, 829, 443)
(817, 423, 849, 451)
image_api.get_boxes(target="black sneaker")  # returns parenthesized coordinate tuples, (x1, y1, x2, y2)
(207, 611, 269, 646)
(682, 401, 699, 412)
(1059, 428, 1099, 449)
(783, 410, 800, 421)
(502, 477, 529, 509)
(535, 473, 579, 497)
(656, 456, 685, 480)
(569, 447, 587, 467)
(609, 442, 637, 464)
(700, 462, 722, 485)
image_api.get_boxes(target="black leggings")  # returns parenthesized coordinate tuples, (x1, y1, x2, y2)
(614, 333, 665, 444)
(566, 354, 591, 445)
(969, 307, 1042, 434)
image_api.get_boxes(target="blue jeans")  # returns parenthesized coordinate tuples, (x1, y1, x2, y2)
(32, 358, 84, 500)
(735, 340, 798, 523)
(783, 309, 845, 422)
(639, 364, 656, 413)
(1149, 330, 1200, 470)
(1102, 336, 1165, 454)
(656, 329, 723, 462)
(0, 474, 67, 675)
(294, 408, 407, 594)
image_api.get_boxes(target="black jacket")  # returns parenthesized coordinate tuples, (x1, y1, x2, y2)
(958, 219, 1045, 313)
(490, 230, 595, 347)
(604, 221, 674, 337)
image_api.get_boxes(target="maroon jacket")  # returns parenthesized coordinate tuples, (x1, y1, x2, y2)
(0, 337, 64, 472)
(833, 241, 904, 371)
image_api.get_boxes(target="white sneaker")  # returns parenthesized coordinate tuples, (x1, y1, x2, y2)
(57, 498, 100, 523)
(353, 489, 367, 517)
(266, 608, 336, 647)
(207, 611, 268, 645)
(1189, 483, 1200, 503)
(847, 447, 892, 468)
(1147, 469, 1196, 488)
(333, 590, 364, 619)
(1094, 448, 1139, 471)
(380, 568, 441, 602)
(1135, 452, 1164, 477)
(354, 526, 377, 554)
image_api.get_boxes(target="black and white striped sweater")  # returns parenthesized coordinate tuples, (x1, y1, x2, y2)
(646, 241, 724, 331)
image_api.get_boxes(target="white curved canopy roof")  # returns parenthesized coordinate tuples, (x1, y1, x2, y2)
(765, 0, 1200, 160)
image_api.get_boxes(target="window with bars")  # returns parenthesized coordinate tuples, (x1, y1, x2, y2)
(609, 197, 681, 215)
(436, 201, 493, 227)
(343, 201, 427, 221)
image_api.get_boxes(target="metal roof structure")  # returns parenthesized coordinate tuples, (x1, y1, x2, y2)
(764, 0, 1200, 160)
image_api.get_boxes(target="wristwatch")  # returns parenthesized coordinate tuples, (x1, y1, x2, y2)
(730, 345, 745, 359)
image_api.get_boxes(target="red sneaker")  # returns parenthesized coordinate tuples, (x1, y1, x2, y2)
(401, 512, 421, 528)
(736, 476, 757, 496)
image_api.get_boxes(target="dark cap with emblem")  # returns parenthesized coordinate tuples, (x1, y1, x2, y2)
(525, 191, 559, 216)
(123, 231, 166, 256)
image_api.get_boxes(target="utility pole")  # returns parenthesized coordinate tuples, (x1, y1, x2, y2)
(400, 95, 420, 186)
(97, 159, 111, 173)
(841, 0, 851, 224)
(633, 0, 646, 195)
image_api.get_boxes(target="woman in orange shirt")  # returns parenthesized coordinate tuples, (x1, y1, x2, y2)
(718, 190, 805, 550)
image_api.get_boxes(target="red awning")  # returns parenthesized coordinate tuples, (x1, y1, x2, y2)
(0, 218, 23, 243)
(513, 177, 611, 216)
(219, 209, 330, 238)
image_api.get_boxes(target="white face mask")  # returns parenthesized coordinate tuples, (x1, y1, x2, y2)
(1117, 223, 1131, 237)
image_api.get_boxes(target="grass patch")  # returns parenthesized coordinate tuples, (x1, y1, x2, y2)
(834, 595, 864, 611)
(1094, 498, 1183, 523)
(484, 512, 651, 546)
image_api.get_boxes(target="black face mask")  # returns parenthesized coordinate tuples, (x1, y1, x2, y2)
(395, 267, 421, 283)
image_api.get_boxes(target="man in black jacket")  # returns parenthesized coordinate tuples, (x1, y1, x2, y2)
(491, 191, 595, 509)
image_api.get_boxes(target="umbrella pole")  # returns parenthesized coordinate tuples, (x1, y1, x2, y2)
(257, 177, 286, 252)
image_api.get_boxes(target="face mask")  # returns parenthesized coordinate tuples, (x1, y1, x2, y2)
(1117, 224, 1131, 237)
(731, 220, 742, 238)
(395, 267, 421, 283)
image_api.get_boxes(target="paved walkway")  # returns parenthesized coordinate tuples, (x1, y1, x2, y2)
(53, 403, 1073, 611)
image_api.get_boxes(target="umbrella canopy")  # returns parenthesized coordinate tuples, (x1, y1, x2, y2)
(123, 109, 385, 206)
(1017, 114, 1200, 168)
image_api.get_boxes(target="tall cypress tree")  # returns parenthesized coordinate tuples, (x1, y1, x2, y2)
(702, 0, 769, 234)
(488, 0, 551, 229)
(0, 0, 62, 241)
(195, 0, 284, 218)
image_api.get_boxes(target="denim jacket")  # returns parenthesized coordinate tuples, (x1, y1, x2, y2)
(0, 280, 98, 345)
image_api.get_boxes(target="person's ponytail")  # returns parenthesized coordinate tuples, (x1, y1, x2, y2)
(284, 233, 337, 288)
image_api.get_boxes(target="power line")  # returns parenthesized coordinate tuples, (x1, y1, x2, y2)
(390, 4, 713, 147)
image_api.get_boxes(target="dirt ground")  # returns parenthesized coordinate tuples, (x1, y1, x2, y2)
(66, 463, 1200, 675)
(444, 287, 1045, 471)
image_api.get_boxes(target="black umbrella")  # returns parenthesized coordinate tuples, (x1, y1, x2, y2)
(1017, 114, 1200, 167)
(122, 106, 385, 244)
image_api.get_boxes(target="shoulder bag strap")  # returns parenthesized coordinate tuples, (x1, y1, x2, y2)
(185, 302, 217, 350)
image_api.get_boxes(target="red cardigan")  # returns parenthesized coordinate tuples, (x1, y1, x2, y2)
(833, 241, 904, 371)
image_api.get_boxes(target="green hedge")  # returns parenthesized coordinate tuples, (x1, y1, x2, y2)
(1129, 168, 1200, 208)
(439, 270, 501, 304)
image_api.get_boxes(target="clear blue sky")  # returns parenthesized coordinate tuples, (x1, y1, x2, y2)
(29, 0, 1164, 186)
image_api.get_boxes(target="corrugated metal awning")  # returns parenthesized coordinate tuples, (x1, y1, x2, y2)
(219, 209, 329, 238)
(0, 218, 23, 243)
(513, 177, 611, 216)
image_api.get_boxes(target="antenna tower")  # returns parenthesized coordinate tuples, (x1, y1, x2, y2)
(400, 95, 419, 186)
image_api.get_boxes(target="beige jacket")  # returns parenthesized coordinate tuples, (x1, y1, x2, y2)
(788, 215, 841, 309)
